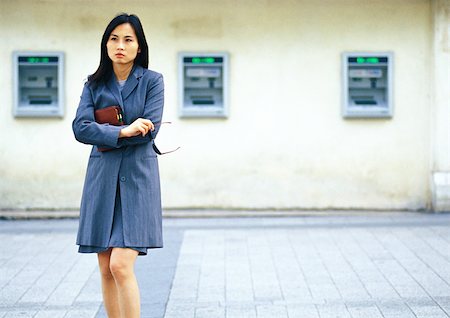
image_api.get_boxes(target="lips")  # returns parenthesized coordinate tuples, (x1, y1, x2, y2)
(115, 53, 125, 58)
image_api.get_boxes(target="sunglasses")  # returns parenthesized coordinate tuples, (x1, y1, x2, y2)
(152, 121, 180, 155)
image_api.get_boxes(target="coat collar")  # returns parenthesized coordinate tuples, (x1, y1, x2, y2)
(106, 64, 145, 110)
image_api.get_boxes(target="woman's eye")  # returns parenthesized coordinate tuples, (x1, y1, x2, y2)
(126, 39, 133, 42)
(110, 37, 117, 41)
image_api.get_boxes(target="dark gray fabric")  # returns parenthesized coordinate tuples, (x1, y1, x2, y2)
(72, 65, 164, 249)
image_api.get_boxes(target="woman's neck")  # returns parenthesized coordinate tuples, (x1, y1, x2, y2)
(113, 63, 133, 81)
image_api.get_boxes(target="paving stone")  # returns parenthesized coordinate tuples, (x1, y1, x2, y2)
(346, 304, 384, 318)
(255, 304, 288, 318)
(64, 308, 98, 318)
(435, 297, 450, 316)
(74, 269, 103, 303)
(3, 311, 36, 318)
(195, 305, 225, 318)
(408, 305, 450, 318)
(286, 304, 319, 318)
(225, 306, 257, 318)
(316, 303, 352, 318)
(377, 301, 416, 318)
(45, 280, 89, 306)
(140, 303, 167, 318)
(164, 303, 195, 318)
(32, 310, 67, 318)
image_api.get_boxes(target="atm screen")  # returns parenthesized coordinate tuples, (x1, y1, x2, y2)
(348, 57, 388, 64)
(18, 56, 59, 63)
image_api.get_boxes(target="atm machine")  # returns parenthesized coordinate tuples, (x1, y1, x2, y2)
(342, 52, 393, 118)
(179, 52, 229, 118)
(13, 52, 64, 117)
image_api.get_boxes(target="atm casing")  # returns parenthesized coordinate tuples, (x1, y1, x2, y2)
(13, 51, 64, 118)
(178, 52, 229, 118)
(342, 52, 393, 118)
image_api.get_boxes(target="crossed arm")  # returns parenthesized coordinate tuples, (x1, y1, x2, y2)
(72, 74, 164, 149)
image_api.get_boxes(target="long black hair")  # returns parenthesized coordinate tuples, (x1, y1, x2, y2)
(88, 13, 149, 86)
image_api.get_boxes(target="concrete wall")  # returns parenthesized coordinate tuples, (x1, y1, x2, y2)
(0, 0, 433, 210)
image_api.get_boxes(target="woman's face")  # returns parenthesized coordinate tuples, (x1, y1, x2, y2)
(106, 23, 140, 66)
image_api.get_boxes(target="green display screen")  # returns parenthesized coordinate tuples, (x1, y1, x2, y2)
(29, 57, 48, 63)
(184, 56, 223, 64)
(348, 56, 388, 64)
(18, 56, 58, 63)
(357, 57, 379, 64)
(192, 57, 215, 64)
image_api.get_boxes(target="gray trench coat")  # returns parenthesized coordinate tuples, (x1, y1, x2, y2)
(72, 65, 164, 248)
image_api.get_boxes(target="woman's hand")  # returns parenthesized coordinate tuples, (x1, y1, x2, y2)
(119, 118, 154, 138)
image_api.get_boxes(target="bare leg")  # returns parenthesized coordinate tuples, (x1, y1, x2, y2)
(97, 248, 120, 318)
(109, 247, 140, 318)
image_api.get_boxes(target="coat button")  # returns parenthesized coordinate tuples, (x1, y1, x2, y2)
(120, 176, 126, 182)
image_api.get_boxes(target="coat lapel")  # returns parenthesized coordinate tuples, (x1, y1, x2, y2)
(121, 65, 144, 102)
(105, 65, 144, 114)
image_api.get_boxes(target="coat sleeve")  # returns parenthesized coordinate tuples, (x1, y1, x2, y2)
(116, 73, 164, 147)
(72, 83, 122, 148)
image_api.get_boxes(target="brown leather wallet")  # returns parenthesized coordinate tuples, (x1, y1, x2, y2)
(94, 105, 124, 126)
(94, 106, 125, 152)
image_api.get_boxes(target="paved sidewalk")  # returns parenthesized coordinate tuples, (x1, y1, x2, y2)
(1, 212, 450, 317)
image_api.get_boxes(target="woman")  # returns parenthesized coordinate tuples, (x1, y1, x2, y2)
(72, 13, 164, 318)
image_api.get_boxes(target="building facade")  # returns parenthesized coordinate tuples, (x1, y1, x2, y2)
(0, 0, 449, 212)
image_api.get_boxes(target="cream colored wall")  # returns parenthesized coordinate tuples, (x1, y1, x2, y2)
(431, 0, 450, 211)
(0, 0, 432, 210)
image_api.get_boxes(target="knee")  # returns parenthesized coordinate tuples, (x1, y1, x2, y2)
(109, 260, 132, 281)
(99, 263, 114, 280)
